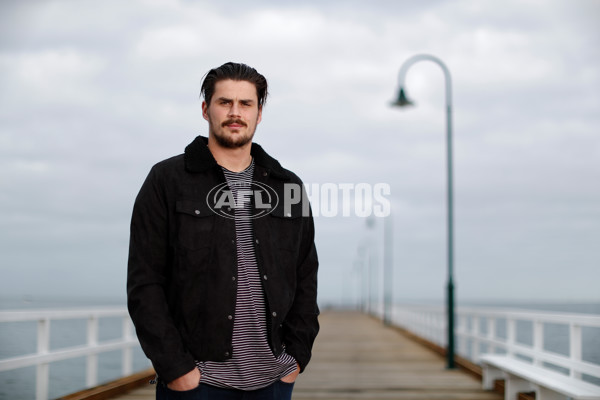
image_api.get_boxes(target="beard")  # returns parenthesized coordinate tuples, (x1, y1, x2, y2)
(211, 118, 256, 149)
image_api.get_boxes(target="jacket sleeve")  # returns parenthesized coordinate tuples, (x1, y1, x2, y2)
(126, 166, 196, 383)
(283, 205, 320, 372)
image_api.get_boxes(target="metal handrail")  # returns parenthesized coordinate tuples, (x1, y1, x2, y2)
(387, 304, 600, 384)
(0, 307, 146, 400)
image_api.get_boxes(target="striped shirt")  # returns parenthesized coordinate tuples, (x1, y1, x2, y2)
(196, 160, 297, 390)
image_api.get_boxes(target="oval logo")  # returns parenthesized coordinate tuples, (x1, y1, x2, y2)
(206, 181, 279, 219)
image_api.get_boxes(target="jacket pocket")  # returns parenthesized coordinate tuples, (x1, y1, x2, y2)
(268, 198, 305, 252)
(175, 200, 215, 250)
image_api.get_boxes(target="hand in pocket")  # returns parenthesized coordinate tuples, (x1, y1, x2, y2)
(280, 363, 300, 383)
(167, 368, 201, 391)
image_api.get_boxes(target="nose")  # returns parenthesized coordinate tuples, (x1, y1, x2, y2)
(228, 102, 241, 117)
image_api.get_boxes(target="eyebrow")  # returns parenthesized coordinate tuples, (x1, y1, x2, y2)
(215, 97, 255, 104)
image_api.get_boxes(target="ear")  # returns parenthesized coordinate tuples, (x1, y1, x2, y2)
(202, 101, 209, 121)
(257, 105, 263, 125)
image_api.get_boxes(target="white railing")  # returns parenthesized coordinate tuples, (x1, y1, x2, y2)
(385, 304, 600, 386)
(0, 307, 145, 400)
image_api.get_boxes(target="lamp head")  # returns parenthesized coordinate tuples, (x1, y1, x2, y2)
(366, 215, 376, 230)
(391, 88, 414, 107)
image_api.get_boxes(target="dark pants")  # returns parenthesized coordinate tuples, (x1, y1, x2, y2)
(156, 380, 295, 400)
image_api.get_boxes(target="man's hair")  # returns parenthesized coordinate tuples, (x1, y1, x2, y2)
(200, 62, 268, 108)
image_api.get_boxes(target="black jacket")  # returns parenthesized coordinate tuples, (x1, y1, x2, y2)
(127, 136, 319, 383)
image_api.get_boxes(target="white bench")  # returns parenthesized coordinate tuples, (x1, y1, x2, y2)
(480, 354, 600, 400)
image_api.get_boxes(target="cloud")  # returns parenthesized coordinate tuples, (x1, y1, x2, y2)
(0, 0, 599, 304)
(135, 26, 207, 60)
(0, 49, 106, 111)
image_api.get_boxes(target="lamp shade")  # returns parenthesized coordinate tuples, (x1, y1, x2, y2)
(391, 88, 413, 107)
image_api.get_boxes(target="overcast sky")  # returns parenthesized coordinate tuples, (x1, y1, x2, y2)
(1, 0, 599, 307)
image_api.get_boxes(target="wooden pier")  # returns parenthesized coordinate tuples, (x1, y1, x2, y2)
(97, 310, 500, 400)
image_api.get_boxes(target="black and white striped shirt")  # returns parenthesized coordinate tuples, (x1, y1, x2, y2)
(196, 160, 297, 390)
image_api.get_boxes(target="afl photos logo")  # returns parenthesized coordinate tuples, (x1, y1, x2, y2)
(206, 182, 279, 219)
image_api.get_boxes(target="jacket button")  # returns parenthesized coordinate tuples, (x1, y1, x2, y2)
(231, 239, 235, 244)
(272, 312, 277, 317)
(228, 315, 233, 320)
(262, 172, 267, 176)
(286, 213, 292, 217)
(194, 210, 200, 215)
(255, 239, 259, 244)
(232, 276, 236, 281)
(225, 351, 230, 357)
(263, 275, 268, 280)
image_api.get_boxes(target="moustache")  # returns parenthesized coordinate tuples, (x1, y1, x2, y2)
(222, 119, 247, 128)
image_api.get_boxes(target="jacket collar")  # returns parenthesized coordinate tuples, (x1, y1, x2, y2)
(184, 136, 290, 180)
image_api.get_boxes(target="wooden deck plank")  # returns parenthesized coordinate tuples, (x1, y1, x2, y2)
(109, 311, 500, 400)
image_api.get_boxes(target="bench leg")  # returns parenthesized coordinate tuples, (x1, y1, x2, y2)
(482, 364, 504, 390)
(535, 385, 566, 400)
(505, 374, 532, 400)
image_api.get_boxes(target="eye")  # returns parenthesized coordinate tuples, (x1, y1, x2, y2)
(217, 98, 232, 106)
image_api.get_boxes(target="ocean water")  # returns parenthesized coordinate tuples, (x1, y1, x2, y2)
(0, 296, 152, 400)
(1, 296, 599, 399)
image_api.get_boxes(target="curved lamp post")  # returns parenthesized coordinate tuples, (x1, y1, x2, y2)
(391, 54, 456, 369)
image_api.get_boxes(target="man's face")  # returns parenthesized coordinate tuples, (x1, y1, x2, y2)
(203, 79, 262, 149)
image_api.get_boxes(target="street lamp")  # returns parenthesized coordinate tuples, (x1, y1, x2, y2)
(391, 54, 456, 369)
(383, 212, 393, 326)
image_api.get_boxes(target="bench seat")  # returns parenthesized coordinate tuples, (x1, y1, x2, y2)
(480, 354, 600, 400)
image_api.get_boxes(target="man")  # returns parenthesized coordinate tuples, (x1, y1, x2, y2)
(127, 62, 319, 399)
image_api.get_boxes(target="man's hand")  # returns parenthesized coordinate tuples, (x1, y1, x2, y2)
(280, 363, 300, 383)
(167, 368, 201, 391)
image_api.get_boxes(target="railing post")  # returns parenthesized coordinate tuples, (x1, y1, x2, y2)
(442, 310, 447, 345)
(122, 317, 133, 376)
(487, 317, 496, 355)
(36, 318, 50, 400)
(458, 314, 467, 357)
(471, 316, 480, 361)
(431, 311, 436, 344)
(533, 319, 544, 366)
(436, 311, 442, 344)
(507, 318, 516, 357)
(431, 312, 436, 343)
(570, 323, 582, 379)
(86, 315, 98, 387)
(440, 309, 446, 346)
